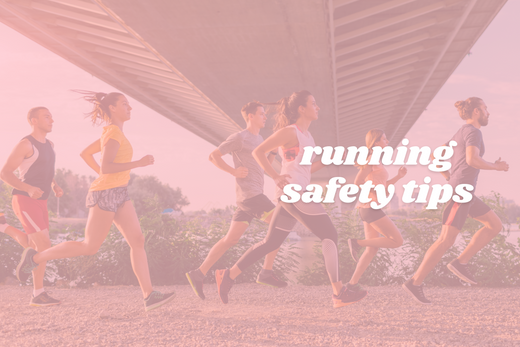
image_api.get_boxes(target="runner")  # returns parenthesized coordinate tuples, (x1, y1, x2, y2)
(0, 106, 62, 306)
(402, 97, 509, 304)
(0, 212, 29, 249)
(215, 90, 367, 308)
(346, 129, 406, 293)
(16, 92, 175, 311)
(186, 101, 286, 301)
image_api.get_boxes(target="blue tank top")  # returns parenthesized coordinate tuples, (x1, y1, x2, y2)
(12, 135, 56, 200)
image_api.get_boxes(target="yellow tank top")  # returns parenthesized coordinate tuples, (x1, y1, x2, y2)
(89, 125, 133, 191)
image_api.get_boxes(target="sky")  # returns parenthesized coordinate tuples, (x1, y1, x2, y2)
(0, 2, 518, 211)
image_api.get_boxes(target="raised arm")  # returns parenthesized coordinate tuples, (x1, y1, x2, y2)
(100, 139, 153, 174)
(466, 146, 508, 171)
(80, 139, 102, 174)
(0, 139, 43, 199)
(387, 167, 407, 186)
(208, 148, 248, 178)
(252, 127, 295, 188)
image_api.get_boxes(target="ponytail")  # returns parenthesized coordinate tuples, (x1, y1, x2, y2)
(73, 89, 124, 125)
(272, 90, 312, 132)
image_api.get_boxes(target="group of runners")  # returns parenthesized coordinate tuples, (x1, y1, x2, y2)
(0, 90, 509, 311)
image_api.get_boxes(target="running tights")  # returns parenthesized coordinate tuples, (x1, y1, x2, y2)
(236, 201, 340, 283)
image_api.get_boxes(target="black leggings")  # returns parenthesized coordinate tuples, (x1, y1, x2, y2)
(236, 201, 340, 283)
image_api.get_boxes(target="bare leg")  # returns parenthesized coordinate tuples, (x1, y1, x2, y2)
(458, 210, 502, 263)
(33, 205, 114, 263)
(199, 221, 249, 276)
(412, 225, 460, 285)
(349, 222, 380, 285)
(356, 216, 403, 249)
(113, 201, 153, 298)
(27, 229, 51, 291)
(4, 226, 29, 248)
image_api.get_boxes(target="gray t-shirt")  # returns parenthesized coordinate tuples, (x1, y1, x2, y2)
(218, 130, 264, 202)
(447, 124, 485, 189)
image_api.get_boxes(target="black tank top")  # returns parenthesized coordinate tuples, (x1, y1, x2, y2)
(12, 135, 56, 200)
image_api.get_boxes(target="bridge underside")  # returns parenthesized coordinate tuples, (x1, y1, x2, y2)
(0, 0, 507, 179)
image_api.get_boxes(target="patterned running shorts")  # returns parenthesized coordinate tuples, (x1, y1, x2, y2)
(86, 187, 130, 213)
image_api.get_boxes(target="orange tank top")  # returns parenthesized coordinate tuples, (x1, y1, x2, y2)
(357, 164, 388, 209)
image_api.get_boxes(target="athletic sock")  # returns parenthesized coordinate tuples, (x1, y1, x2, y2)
(33, 288, 45, 297)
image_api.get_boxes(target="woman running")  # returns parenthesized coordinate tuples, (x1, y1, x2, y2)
(346, 129, 405, 291)
(16, 91, 175, 311)
(215, 90, 367, 308)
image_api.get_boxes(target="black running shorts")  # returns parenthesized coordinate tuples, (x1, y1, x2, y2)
(232, 194, 275, 224)
(442, 195, 491, 230)
(358, 207, 386, 224)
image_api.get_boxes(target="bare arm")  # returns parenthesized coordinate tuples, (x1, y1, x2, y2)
(0, 139, 43, 199)
(80, 139, 102, 175)
(267, 151, 277, 165)
(100, 139, 153, 174)
(208, 148, 247, 178)
(387, 167, 407, 186)
(466, 146, 508, 171)
(253, 127, 296, 188)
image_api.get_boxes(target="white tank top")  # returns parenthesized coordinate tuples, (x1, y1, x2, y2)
(276, 124, 316, 199)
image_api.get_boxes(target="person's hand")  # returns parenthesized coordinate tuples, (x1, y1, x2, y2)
(494, 157, 509, 172)
(26, 185, 44, 199)
(397, 166, 407, 178)
(233, 167, 248, 178)
(138, 155, 155, 167)
(52, 184, 64, 198)
(273, 174, 291, 189)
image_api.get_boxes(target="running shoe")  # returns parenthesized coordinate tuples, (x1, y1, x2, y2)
(447, 259, 477, 285)
(256, 270, 288, 288)
(215, 269, 234, 304)
(186, 269, 205, 300)
(30, 292, 61, 307)
(402, 278, 431, 305)
(16, 247, 39, 283)
(144, 291, 175, 312)
(332, 283, 368, 308)
(347, 239, 362, 262)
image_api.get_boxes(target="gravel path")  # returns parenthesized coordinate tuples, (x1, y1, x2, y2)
(1, 284, 518, 346)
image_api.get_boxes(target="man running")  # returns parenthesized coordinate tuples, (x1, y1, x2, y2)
(0, 107, 63, 306)
(186, 101, 287, 300)
(402, 97, 509, 304)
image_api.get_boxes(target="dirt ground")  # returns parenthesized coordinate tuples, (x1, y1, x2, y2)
(1, 284, 518, 346)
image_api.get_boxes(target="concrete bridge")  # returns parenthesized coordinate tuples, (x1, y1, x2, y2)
(0, 0, 507, 181)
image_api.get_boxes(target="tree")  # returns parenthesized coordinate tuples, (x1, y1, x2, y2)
(127, 174, 189, 215)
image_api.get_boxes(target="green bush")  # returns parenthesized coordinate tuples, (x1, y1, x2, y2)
(297, 193, 520, 287)
(49, 198, 300, 287)
(2, 184, 519, 288)
(0, 185, 25, 282)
